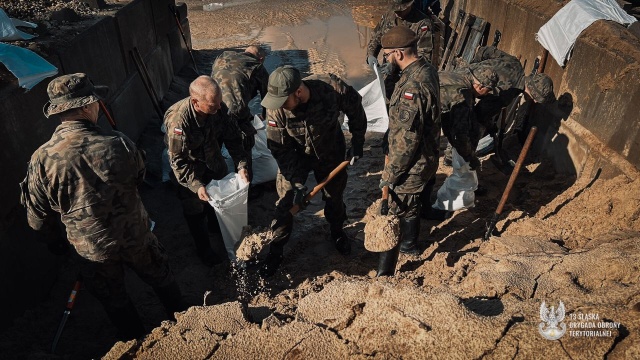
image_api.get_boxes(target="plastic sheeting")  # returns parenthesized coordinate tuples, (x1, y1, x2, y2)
(0, 42, 58, 90)
(0, 8, 36, 41)
(206, 173, 250, 260)
(344, 62, 389, 133)
(536, 0, 637, 67)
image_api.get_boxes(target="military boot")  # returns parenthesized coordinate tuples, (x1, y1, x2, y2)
(399, 217, 421, 256)
(153, 281, 187, 321)
(104, 300, 146, 341)
(330, 226, 351, 255)
(376, 245, 400, 276)
(184, 212, 222, 266)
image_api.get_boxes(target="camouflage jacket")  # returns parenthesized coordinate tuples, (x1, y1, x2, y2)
(368, 8, 434, 63)
(164, 97, 248, 193)
(471, 46, 524, 103)
(383, 59, 441, 190)
(21, 120, 150, 261)
(266, 74, 367, 185)
(211, 51, 269, 124)
(438, 69, 478, 160)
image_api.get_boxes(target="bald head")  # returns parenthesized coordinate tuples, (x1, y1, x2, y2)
(190, 76, 222, 115)
(245, 45, 266, 61)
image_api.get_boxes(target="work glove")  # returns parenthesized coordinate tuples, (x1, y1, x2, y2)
(379, 62, 392, 76)
(469, 155, 481, 171)
(380, 198, 389, 216)
(379, 180, 394, 190)
(292, 183, 308, 210)
(366, 55, 378, 66)
(346, 144, 363, 165)
(241, 129, 256, 150)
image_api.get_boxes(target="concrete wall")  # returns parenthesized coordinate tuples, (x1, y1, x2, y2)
(0, 0, 192, 325)
(441, 0, 640, 179)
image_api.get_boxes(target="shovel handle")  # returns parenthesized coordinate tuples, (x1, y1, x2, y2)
(290, 160, 351, 215)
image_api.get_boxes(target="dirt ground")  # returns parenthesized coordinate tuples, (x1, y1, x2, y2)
(1, 0, 639, 359)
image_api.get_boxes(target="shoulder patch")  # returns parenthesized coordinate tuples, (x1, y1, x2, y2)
(173, 128, 183, 135)
(420, 25, 430, 32)
(403, 92, 415, 100)
(268, 120, 277, 127)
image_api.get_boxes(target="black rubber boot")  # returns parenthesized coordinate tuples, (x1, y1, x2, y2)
(399, 217, 420, 256)
(376, 245, 400, 276)
(184, 212, 222, 266)
(420, 178, 436, 215)
(330, 227, 351, 255)
(153, 281, 187, 320)
(104, 301, 146, 341)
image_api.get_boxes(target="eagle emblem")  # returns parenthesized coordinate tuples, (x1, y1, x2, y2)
(538, 301, 567, 340)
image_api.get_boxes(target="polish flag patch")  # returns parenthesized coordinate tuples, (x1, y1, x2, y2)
(421, 25, 430, 32)
(173, 128, 183, 135)
(403, 92, 415, 100)
(268, 120, 277, 127)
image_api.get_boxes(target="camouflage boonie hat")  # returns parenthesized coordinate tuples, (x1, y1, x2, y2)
(525, 73, 555, 104)
(261, 65, 302, 109)
(381, 26, 418, 49)
(469, 63, 498, 90)
(392, 0, 414, 12)
(43, 73, 108, 118)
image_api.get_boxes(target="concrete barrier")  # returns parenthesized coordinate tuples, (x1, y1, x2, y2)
(115, 0, 158, 74)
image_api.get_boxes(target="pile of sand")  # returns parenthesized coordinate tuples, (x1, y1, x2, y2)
(235, 226, 274, 261)
(0, 0, 97, 22)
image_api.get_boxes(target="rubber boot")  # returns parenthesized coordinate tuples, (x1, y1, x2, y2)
(376, 245, 400, 276)
(104, 300, 146, 341)
(399, 217, 420, 256)
(330, 226, 351, 255)
(420, 178, 436, 217)
(153, 281, 187, 321)
(184, 212, 221, 266)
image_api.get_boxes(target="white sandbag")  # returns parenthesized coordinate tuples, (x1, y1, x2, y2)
(536, 0, 637, 67)
(344, 63, 389, 133)
(433, 148, 478, 211)
(206, 173, 250, 260)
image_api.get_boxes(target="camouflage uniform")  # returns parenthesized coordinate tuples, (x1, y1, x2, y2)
(211, 50, 269, 152)
(368, 8, 434, 63)
(21, 117, 176, 338)
(265, 74, 367, 252)
(383, 58, 441, 219)
(469, 46, 525, 127)
(438, 69, 481, 162)
(164, 97, 248, 215)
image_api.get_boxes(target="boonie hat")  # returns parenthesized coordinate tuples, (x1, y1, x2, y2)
(261, 65, 302, 109)
(43, 73, 108, 118)
(381, 26, 418, 49)
(392, 0, 414, 12)
(525, 73, 555, 104)
(469, 63, 498, 90)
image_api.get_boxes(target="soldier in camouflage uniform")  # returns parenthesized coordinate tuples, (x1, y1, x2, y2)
(367, 0, 435, 100)
(422, 64, 498, 218)
(259, 66, 367, 277)
(164, 76, 250, 266)
(375, 26, 441, 276)
(211, 45, 269, 159)
(21, 73, 184, 340)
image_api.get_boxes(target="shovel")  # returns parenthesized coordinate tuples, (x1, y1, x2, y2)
(236, 159, 352, 261)
(484, 126, 538, 240)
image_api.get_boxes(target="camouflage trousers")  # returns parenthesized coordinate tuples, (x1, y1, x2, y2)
(269, 160, 348, 254)
(389, 188, 422, 220)
(81, 231, 174, 310)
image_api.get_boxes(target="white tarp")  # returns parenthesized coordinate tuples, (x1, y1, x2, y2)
(344, 63, 389, 133)
(0, 8, 36, 41)
(536, 0, 637, 67)
(0, 43, 58, 90)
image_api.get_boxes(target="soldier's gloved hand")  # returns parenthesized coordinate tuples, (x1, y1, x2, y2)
(366, 55, 378, 66)
(469, 156, 481, 171)
(241, 130, 256, 149)
(379, 62, 392, 76)
(292, 183, 308, 210)
(380, 199, 389, 216)
(347, 144, 363, 165)
(379, 180, 394, 190)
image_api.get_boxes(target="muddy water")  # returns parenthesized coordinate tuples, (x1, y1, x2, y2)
(260, 14, 374, 89)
